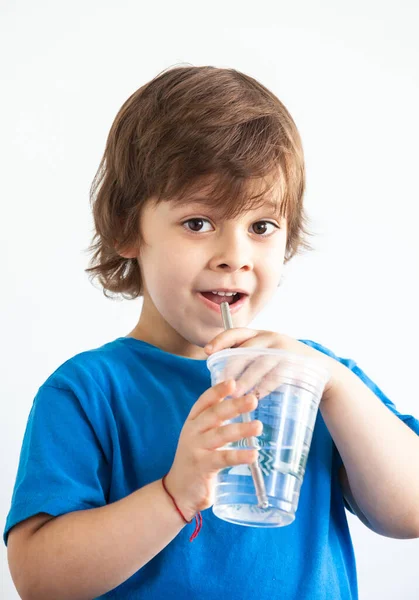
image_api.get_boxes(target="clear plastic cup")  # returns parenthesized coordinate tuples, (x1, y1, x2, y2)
(206, 347, 329, 527)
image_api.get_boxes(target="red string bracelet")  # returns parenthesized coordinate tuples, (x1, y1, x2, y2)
(162, 474, 202, 542)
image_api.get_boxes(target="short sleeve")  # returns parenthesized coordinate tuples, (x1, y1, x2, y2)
(336, 356, 419, 436)
(300, 339, 419, 438)
(3, 384, 110, 546)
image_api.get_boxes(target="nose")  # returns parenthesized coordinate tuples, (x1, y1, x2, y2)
(208, 232, 253, 272)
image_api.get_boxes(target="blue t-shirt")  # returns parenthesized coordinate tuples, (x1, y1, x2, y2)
(4, 337, 419, 599)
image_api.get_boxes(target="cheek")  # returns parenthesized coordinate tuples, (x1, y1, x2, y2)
(261, 253, 284, 278)
(147, 244, 198, 291)
(163, 244, 197, 274)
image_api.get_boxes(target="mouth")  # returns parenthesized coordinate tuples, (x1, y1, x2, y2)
(196, 291, 248, 314)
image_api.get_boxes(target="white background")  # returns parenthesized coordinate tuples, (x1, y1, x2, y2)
(1, 1, 418, 598)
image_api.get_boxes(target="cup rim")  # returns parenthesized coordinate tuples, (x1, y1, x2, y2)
(206, 347, 330, 384)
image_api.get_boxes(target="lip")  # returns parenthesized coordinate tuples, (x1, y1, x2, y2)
(196, 291, 248, 314)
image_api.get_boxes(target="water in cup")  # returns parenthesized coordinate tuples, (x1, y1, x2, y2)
(207, 348, 329, 527)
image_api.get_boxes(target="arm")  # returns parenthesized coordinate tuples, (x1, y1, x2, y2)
(8, 378, 259, 600)
(321, 361, 419, 539)
(8, 479, 185, 600)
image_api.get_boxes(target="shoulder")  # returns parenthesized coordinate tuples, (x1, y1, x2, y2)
(41, 337, 133, 395)
(26, 338, 137, 438)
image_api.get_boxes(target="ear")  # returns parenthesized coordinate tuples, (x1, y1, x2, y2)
(119, 250, 137, 259)
(113, 240, 138, 259)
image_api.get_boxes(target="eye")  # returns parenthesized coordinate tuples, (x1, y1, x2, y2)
(182, 218, 213, 233)
(181, 218, 280, 237)
(251, 221, 279, 237)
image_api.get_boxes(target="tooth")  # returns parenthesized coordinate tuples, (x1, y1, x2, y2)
(211, 291, 237, 296)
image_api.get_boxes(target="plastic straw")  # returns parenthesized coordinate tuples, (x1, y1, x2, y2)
(220, 302, 269, 509)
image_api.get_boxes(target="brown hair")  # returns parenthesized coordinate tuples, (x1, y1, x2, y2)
(85, 65, 314, 299)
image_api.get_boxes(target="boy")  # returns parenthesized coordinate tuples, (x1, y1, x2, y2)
(4, 65, 419, 600)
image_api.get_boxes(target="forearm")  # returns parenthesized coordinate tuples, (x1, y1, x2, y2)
(21, 479, 185, 600)
(320, 362, 419, 538)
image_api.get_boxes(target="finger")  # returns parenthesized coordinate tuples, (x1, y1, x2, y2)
(196, 393, 259, 434)
(206, 328, 259, 354)
(206, 448, 260, 473)
(234, 354, 284, 398)
(222, 354, 256, 388)
(202, 419, 263, 450)
(251, 367, 286, 401)
(188, 379, 236, 421)
(220, 333, 279, 385)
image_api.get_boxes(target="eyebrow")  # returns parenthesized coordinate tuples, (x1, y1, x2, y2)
(173, 197, 280, 214)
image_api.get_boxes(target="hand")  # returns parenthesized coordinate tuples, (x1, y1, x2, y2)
(165, 379, 263, 521)
(204, 328, 337, 400)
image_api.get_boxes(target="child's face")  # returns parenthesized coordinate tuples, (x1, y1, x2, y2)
(125, 190, 287, 359)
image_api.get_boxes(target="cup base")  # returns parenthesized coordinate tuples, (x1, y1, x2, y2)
(213, 502, 295, 527)
(213, 466, 302, 527)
